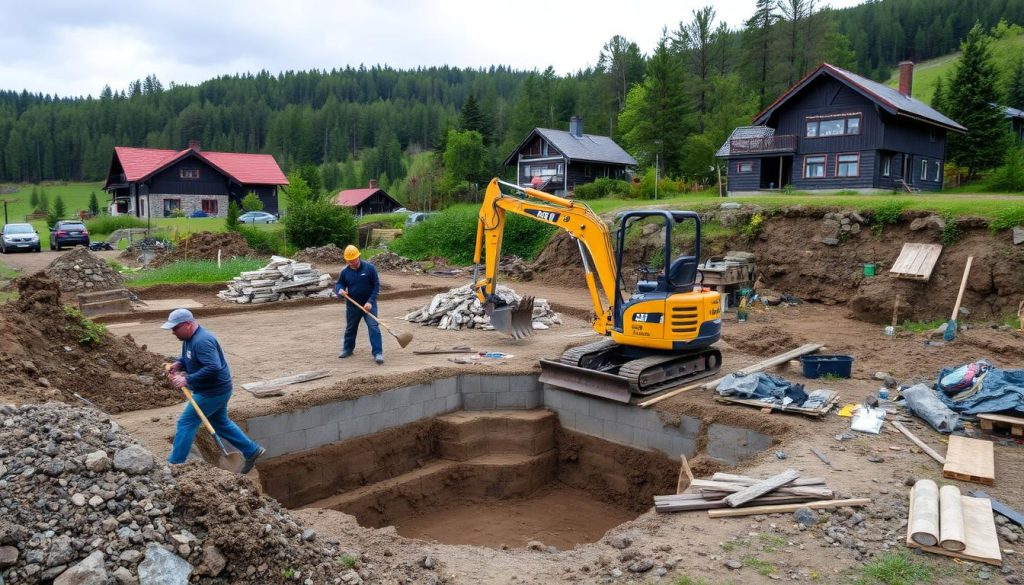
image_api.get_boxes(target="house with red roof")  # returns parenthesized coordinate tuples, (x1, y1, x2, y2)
(334, 180, 401, 216)
(102, 141, 288, 219)
(716, 62, 966, 194)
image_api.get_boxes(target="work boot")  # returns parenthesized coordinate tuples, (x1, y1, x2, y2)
(338, 351, 353, 359)
(240, 446, 266, 474)
(374, 354, 384, 365)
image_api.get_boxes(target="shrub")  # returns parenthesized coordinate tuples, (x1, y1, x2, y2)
(284, 199, 357, 249)
(990, 206, 1024, 231)
(238, 226, 285, 255)
(241, 192, 264, 212)
(390, 205, 555, 264)
(86, 215, 146, 235)
(225, 201, 241, 231)
(987, 145, 1024, 192)
(63, 306, 107, 346)
(873, 200, 909, 225)
(573, 178, 631, 200)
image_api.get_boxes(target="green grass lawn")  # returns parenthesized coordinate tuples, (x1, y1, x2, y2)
(123, 258, 266, 287)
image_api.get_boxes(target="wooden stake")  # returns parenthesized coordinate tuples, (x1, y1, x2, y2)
(676, 454, 694, 494)
(891, 421, 945, 464)
(891, 294, 900, 328)
(707, 498, 871, 518)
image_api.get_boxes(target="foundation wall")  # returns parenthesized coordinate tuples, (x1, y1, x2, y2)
(245, 374, 770, 466)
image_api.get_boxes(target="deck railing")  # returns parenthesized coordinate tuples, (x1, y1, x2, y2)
(729, 135, 797, 154)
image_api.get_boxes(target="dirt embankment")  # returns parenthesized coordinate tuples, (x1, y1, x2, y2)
(150, 231, 260, 267)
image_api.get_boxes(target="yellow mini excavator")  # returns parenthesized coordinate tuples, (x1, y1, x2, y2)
(472, 178, 722, 403)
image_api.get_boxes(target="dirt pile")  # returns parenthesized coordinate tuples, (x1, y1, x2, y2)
(0, 273, 177, 412)
(293, 243, 345, 264)
(150, 232, 259, 267)
(530, 231, 585, 286)
(0, 403, 413, 584)
(44, 247, 125, 293)
(372, 251, 422, 272)
(499, 255, 534, 281)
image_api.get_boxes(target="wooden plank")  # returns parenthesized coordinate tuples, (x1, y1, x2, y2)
(724, 469, 800, 507)
(655, 494, 813, 513)
(889, 243, 942, 280)
(676, 454, 694, 494)
(691, 479, 832, 499)
(967, 490, 1024, 528)
(977, 413, 1024, 437)
(943, 435, 995, 485)
(907, 486, 1002, 566)
(638, 343, 824, 408)
(711, 473, 826, 486)
(708, 498, 871, 518)
(241, 369, 332, 394)
(890, 421, 945, 464)
(810, 446, 833, 467)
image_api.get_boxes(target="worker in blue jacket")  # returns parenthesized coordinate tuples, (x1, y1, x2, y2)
(163, 308, 265, 473)
(334, 245, 384, 364)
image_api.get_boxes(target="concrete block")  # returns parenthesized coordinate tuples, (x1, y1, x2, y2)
(286, 407, 323, 432)
(262, 438, 289, 460)
(679, 414, 702, 437)
(353, 393, 383, 417)
(460, 374, 482, 395)
(340, 415, 370, 441)
(305, 423, 340, 449)
(495, 391, 530, 409)
(509, 375, 538, 393)
(572, 413, 604, 437)
(323, 400, 354, 424)
(706, 423, 770, 464)
(521, 391, 542, 409)
(409, 384, 435, 404)
(559, 391, 592, 416)
(462, 393, 496, 411)
(280, 429, 307, 456)
(423, 397, 449, 417)
(433, 377, 458, 398)
(395, 402, 426, 426)
(480, 375, 511, 394)
(367, 410, 395, 434)
(383, 387, 412, 412)
(245, 415, 282, 439)
(615, 405, 656, 429)
(588, 399, 620, 422)
(445, 393, 462, 411)
(602, 419, 636, 445)
(551, 409, 574, 428)
(541, 386, 562, 409)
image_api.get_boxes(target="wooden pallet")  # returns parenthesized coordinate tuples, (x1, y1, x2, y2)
(714, 390, 839, 418)
(889, 243, 943, 281)
(977, 413, 1024, 437)
(943, 435, 995, 485)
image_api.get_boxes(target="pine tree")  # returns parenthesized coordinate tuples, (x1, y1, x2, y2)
(53, 195, 66, 220)
(88, 192, 100, 216)
(29, 186, 39, 211)
(945, 24, 1011, 178)
(743, 0, 778, 110)
(932, 76, 948, 112)
(460, 94, 487, 136)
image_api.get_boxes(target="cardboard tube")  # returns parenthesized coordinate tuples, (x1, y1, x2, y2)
(939, 485, 966, 552)
(910, 480, 939, 547)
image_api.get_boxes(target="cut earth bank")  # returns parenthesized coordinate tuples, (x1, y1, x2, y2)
(0, 204, 1021, 584)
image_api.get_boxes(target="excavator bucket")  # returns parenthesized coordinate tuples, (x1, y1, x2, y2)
(486, 296, 535, 339)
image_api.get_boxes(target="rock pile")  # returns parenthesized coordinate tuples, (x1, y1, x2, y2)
(819, 211, 869, 246)
(44, 247, 124, 293)
(404, 284, 560, 331)
(217, 256, 334, 304)
(372, 251, 421, 272)
(150, 231, 258, 267)
(293, 244, 346, 264)
(498, 255, 533, 281)
(0, 403, 409, 584)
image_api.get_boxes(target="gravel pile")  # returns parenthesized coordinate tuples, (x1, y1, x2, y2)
(293, 244, 346, 264)
(371, 252, 421, 272)
(44, 247, 125, 293)
(0, 403, 430, 584)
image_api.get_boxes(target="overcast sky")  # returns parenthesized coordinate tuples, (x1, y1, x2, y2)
(1, 0, 865, 98)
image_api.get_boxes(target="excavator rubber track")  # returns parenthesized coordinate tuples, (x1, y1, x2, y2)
(538, 339, 721, 404)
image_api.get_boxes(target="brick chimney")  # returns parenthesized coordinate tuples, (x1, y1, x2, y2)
(187, 139, 201, 151)
(368, 179, 378, 189)
(898, 61, 914, 97)
(569, 116, 583, 138)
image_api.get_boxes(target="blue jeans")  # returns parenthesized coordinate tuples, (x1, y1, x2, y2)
(342, 300, 383, 356)
(168, 390, 261, 464)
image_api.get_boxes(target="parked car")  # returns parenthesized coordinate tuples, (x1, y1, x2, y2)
(238, 211, 277, 224)
(49, 220, 90, 250)
(0, 223, 41, 253)
(404, 212, 437, 230)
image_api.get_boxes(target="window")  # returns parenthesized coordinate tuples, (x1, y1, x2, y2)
(934, 161, 942, 181)
(882, 155, 892, 177)
(179, 168, 200, 179)
(162, 199, 181, 217)
(584, 165, 592, 177)
(737, 161, 754, 173)
(804, 155, 826, 178)
(836, 153, 860, 177)
(920, 159, 929, 181)
(805, 115, 862, 137)
(201, 199, 219, 214)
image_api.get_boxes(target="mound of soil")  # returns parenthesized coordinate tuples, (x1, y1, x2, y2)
(529, 231, 585, 286)
(721, 322, 797, 357)
(44, 247, 125, 293)
(0, 273, 178, 412)
(150, 232, 259, 267)
(293, 243, 345, 264)
(373, 251, 421, 272)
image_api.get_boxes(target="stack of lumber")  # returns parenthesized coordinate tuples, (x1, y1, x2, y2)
(217, 255, 333, 304)
(404, 284, 560, 331)
(656, 469, 868, 517)
(906, 479, 1001, 565)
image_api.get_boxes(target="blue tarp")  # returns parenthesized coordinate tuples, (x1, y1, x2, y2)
(716, 372, 808, 405)
(935, 359, 1024, 416)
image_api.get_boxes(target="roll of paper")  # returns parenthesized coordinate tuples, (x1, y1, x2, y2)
(910, 479, 939, 547)
(939, 485, 966, 551)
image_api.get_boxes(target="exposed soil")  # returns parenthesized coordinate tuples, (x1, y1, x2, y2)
(150, 231, 260, 266)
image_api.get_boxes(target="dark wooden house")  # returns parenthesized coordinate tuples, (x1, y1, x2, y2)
(103, 141, 288, 218)
(503, 117, 637, 195)
(335, 180, 401, 216)
(717, 62, 966, 194)
(1002, 105, 1024, 141)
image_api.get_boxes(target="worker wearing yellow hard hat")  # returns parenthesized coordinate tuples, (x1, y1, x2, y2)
(333, 245, 384, 364)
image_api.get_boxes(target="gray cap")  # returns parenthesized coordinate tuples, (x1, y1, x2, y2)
(161, 308, 196, 329)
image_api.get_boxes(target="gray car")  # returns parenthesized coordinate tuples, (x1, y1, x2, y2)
(404, 212, 437, 229)
(1, 223, 42, 253)
(238, 211, 277, 224)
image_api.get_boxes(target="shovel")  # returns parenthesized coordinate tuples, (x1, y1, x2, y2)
(165, 365, 244, 472)
(340, 291, 413, 348)
(944, 256, 973, 342)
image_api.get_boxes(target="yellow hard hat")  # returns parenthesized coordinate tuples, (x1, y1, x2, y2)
(343, 245, 360, 261)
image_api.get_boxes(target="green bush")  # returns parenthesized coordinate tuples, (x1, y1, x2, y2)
(225, 201, 241, 231)
(573, 178, 631, 200)
(390, 205, 556, 264)
(284, 199, 357, 249)
(238, 226, 285, 255)
(873, 200, 909, 225)
(987, 145, 1024, 192)
(86, 215, 146, 235)
(990, 206, 1024, 231)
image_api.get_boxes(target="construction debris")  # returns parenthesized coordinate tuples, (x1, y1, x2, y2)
(44, 247, 125, 293)
(293, 243, 346, 264)
(655, 471, 840, 513)
(217, 256, 333, 304)
(403, 284, 560, 331)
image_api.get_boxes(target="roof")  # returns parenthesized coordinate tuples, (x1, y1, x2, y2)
(753, 63, 967, 133)
(716, 126, 775, 157)
(335, 188, 382, 207)
(503, 128, 638, 167)
(107, 146, 288, 188)
(1000, 105, 1024, 119)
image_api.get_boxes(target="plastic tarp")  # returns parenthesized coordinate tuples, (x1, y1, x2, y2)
(901, 383, 960, 433)
(716, 372, 808, 405)
(935, 359, 1024, 416)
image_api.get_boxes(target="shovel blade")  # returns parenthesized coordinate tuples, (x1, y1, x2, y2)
(487, 296, 535, 340)
(395, 330, 414, 348)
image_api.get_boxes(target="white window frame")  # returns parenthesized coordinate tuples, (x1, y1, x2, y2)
(934, 161, 941, 181)
(920, 159, 928, 181)
(737, 161, 754, 173)
(882, 155, 891, 177)
(804, 155, 826, 178)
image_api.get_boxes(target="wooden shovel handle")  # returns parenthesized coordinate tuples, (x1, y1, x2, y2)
(165, 364, 217, 437)
(950, 256, 974, 320)
(341, 291, 385, 327)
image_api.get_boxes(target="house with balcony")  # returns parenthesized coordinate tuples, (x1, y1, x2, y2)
(503, 117, 637, 195)
(103, 141, 288, 218)
(717, 62, 966, 194)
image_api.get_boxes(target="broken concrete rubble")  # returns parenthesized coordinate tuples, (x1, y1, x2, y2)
(404, 284, 560, 331)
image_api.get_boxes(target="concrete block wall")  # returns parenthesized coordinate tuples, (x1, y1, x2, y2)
(459, 374, 543, 410)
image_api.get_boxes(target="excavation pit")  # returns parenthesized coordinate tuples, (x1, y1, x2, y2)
(257, 410, 675, 548)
